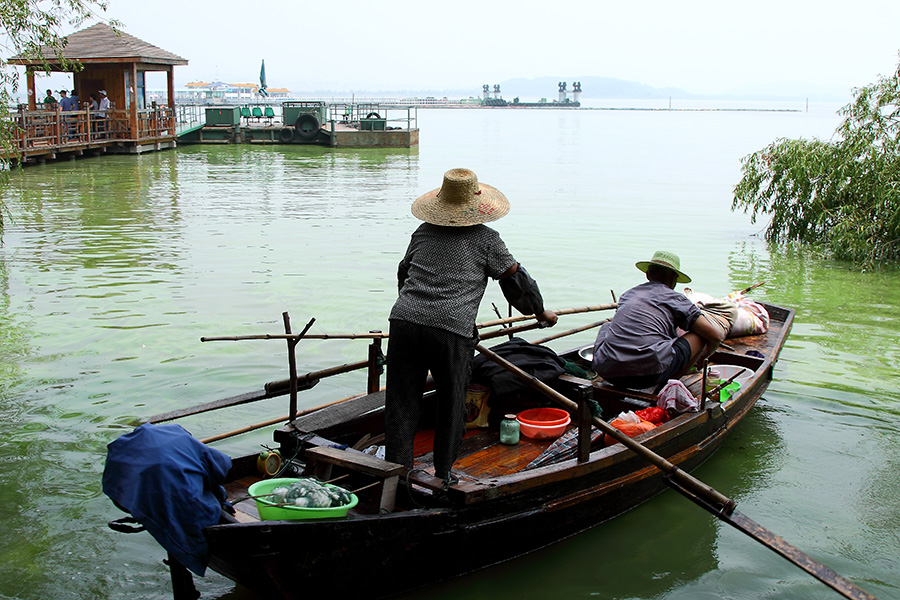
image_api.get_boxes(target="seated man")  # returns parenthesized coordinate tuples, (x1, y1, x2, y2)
(592, 250, 724, 390)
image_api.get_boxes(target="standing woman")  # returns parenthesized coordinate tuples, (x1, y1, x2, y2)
(385, 168, 557, 486)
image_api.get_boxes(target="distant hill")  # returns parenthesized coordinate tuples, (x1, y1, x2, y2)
(297, 75, 849, 102)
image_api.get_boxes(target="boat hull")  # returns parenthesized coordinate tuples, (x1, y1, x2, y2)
(207, 383, 767, 597)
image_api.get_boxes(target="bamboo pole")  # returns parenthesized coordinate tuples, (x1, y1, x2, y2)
(198, 391, 372, 444)
(475, 303, 616, 329)
(164, 304, 615, 429)
(201, 332, 389, 342)
(199, 304, 619, 343)
(531, 319, 610, 345)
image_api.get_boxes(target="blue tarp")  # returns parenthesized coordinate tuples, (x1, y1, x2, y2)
(102, 423, 232, 576)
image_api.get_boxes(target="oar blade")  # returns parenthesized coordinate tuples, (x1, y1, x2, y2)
(726, 510, 878, 600)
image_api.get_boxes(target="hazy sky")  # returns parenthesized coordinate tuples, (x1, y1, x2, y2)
(33, 0, 900, 97)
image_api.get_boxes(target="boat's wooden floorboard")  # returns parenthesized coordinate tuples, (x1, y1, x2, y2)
(225, 475, 262, 522)
(413, 426, 564, 479)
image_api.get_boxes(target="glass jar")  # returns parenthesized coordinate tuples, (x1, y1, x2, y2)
(500, 414, 520, 445)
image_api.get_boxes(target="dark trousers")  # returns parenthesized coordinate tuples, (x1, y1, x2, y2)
(384, 320, 475, 479)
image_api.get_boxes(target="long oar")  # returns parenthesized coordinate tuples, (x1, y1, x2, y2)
(474, 343, 877, 600)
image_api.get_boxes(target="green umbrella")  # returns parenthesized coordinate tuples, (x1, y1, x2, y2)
(259, 59, 268, 97)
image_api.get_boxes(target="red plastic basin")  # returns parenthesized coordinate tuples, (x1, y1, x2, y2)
(517, 408, 571, 440)
(516, 407, 570, 427)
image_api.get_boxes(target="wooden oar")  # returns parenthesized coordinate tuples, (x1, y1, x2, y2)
(474, 343, 877, 600)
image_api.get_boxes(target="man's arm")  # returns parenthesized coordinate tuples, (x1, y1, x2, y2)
(690, 314, 725, 360)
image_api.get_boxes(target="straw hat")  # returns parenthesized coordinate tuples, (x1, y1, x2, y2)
(411, 168, 510, 226)
(98, 90, 107, 95)
(636, 250, 692, 283)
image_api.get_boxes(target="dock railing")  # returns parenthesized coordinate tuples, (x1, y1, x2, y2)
(4, 104, 177, 157)
(326, 102, 417, 130)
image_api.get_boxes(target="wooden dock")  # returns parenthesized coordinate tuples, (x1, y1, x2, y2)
(4, 102, 418, 166)
(6, 106, 178, 165)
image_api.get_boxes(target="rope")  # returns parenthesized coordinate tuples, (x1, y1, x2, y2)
(403, 468, 429, 508)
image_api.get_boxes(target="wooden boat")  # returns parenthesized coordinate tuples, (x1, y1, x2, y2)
(155, 302, 794, 599)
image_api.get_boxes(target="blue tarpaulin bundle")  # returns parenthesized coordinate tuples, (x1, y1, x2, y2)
(102, 423, 232, 575)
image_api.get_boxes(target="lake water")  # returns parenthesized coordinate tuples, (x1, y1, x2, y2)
(1, 99, 899, 600)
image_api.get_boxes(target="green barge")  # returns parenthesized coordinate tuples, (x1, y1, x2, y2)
(178, 101, 419, 148)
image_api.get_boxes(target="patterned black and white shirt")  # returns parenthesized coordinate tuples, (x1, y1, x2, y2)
(390, 223, 516, 337)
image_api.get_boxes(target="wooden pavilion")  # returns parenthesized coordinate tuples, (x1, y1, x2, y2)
(7, 23, 188, 163)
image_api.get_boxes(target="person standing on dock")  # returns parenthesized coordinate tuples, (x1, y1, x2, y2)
(97, 90, 110, 116)
(96, 90, 110, 137)
(59, 90, 77, 140)
(385, 168, 558, 487)
(42, 90, 57, 109)
(58, 90, 76, 111)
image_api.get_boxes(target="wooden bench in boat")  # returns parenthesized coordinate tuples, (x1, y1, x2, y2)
(304, 445, 404, 513)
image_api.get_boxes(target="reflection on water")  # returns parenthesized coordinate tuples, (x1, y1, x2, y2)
(1, 106, 898, 599)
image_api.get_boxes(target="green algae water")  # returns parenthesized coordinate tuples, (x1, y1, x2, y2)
(2, 101, 899, 600)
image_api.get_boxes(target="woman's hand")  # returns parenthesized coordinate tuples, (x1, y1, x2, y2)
(537, 310, 558, 327)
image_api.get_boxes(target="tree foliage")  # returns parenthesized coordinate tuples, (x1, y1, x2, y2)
(1, 1, 118, 229)
(733, 57, 900, 269)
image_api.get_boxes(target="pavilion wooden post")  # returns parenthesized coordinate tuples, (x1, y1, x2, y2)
(166, 67, 176, 135)
(26, 70, 36, 110)
(130, 63, 139, 140)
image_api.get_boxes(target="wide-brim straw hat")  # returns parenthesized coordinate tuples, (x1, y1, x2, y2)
(636, 250, 692, 284)
(411, 168, 510, 226)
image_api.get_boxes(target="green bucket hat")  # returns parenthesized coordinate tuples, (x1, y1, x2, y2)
(635, 250, 691, 284)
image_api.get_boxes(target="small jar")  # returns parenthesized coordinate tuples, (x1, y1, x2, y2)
(500, 414, 520, 445)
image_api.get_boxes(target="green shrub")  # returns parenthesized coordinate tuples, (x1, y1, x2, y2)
(733, 57, 900, 269)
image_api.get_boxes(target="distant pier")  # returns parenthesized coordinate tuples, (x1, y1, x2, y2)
(178, 102, 418, 149)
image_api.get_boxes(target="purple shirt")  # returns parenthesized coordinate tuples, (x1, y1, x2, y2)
(592, 280, 700, 378)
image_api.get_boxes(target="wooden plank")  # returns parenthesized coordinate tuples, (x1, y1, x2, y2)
(304, 446, 404, 477)
(289, 390, 386, 431)
(454, 434, 549, 478)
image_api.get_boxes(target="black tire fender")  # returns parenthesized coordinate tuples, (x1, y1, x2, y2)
(294, 113, 320, 141)
(279, 127, 294, 143)
(365, 112, 381, 119)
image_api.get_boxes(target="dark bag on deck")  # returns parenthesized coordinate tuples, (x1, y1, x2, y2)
(471, 337, 566, 397)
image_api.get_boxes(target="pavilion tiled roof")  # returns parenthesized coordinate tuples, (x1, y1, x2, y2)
(9, 22, 188, 67)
